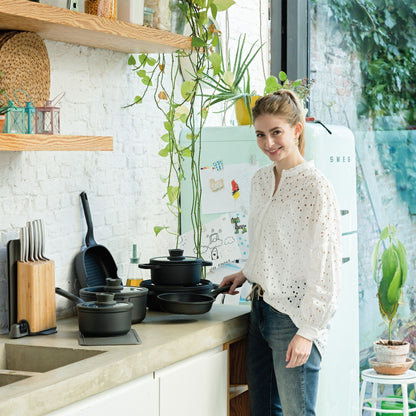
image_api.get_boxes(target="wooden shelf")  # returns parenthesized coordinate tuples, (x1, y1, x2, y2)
(0, 134, 113, 151)
(0, 0, 191, 53)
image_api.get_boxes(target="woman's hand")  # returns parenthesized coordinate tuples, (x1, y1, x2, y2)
(285, 334, 313, 368)
(219, 270, 247, 295)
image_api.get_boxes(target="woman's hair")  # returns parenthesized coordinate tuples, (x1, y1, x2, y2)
(252, 89, 306, 156)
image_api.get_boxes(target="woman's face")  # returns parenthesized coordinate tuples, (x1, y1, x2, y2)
(254, 114, 303, 164)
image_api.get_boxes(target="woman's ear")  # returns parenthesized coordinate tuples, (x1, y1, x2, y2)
(295, 121, 303, 138)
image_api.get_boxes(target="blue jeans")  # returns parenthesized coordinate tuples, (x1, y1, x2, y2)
(246, 292, 321, 416)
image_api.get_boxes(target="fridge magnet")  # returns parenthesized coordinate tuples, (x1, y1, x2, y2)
(230, 215, 247, 234)
(209, 178, 224, 192)
(212, 160, 224, 171)
(231, 179, 240, 200)
(178, 215, 241, 270)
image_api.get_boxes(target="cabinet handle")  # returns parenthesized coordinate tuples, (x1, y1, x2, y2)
(340, 209, 349, 216)
(342, 257, 350, 264)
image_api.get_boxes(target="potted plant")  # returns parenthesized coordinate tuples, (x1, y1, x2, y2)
(201, 36, 314, 125)
(369, 224, 412, 374)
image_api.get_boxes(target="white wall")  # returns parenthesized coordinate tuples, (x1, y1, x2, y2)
(0, 1, 269, 331)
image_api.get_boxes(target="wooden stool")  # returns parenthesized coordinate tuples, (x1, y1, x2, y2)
(360, 369, 416, 415)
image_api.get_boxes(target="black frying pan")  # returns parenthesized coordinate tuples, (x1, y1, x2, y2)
(156, 285, 232, 315)
(75, 192, 119, 287)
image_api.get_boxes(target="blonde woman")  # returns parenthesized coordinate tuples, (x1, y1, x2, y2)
(220, 90, 342, 416)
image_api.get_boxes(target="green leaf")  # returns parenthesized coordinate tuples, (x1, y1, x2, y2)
(154, 226, 167, 237)
(396, 240, 408, 285)
(182, 148, 192, 157)
(213, 0, 235, 12)
(164, 121, 173, 132)
(186, 133, 193, 141)
(191, 37, 206, 48)
(167, 186, 180, 204)
(381, 246, 399, 284)
(160, 133, 170, 143)
(380, 225, 389, 240)
(181, 80, 196, 101)
(146, 57, 157, 66)
(138, 54, 148, 65)
(158, 145, 170, 157)
(386, 256, 401, 304)
(279, 71, 287, 82)
(264, 76, 279, 94)
(141, 76, 152, 86)
(223, 71, 234, 87)
(134, 96, 142, 104)
(136, 69, 146, 77)
(210, 3, 218, 19)
(209, 52, 222, 76)
(128, 55, 136, 66)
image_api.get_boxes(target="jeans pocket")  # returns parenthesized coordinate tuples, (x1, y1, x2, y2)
(269, 304, 289, 318)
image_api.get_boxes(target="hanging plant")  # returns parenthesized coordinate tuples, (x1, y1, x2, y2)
(127, 0, 235, 257)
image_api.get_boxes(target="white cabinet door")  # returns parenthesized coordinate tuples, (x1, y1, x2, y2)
(45, 373, 159, 416)
(157, 348, 228, 416)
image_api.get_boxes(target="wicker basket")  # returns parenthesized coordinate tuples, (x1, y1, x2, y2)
(0, 31, 50, 108)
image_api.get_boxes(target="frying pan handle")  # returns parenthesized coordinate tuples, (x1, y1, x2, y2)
(55, 287, 84, 305)
(138, 263, 161, 270)
(80, 192, 97, 248)
(202, 260, 213, 267)
(210, 284, 232, 298)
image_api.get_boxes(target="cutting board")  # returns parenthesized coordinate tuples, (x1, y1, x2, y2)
(17, 260, 56, 333)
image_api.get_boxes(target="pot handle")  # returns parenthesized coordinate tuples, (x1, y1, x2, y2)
(202, 260, 213, 267)
(210, 284, 232, 298)
(55, 287, 84, 305)
(138, 263, 161, 270)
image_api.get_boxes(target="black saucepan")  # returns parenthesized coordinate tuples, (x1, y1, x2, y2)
(156, 284, 231, 315)
(55, 287, 132, 336)
(139, 249, 213, 286)
(79, 278, 148, 323)
(75, 192, 119, 288)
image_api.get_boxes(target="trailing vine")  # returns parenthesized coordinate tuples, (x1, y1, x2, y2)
(314, 0, 416, 127)
(127, 0, 234, 256)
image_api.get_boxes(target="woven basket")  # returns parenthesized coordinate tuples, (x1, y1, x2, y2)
(0, 31, 50, 108)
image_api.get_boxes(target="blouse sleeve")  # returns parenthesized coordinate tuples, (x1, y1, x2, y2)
(296, 178, 342, 341)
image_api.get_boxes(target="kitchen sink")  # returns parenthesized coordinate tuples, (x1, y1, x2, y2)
(0, 343, 104, 373)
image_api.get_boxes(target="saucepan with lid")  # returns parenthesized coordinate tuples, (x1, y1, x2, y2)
(55, 287, 132, 336)
(79, 278, 148, 323)
(139, 249, 213, 286)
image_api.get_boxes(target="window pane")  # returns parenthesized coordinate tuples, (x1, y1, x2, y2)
(310, 0, 416, 369)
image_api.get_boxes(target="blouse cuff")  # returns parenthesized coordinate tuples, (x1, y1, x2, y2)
(296, 325, 320, 342)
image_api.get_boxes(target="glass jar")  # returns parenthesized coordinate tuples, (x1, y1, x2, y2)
(85, 0, 117, 19)
(143, 7, 154, 27)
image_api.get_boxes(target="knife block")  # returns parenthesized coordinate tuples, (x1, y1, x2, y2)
(17, 260, 56, 333)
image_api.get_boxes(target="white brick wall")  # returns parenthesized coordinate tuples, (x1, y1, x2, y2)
(0, 1, 269, 332)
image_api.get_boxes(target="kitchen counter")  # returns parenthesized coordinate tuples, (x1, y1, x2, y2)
(0, 305, 250, 416)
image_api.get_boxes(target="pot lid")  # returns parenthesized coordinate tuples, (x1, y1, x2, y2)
(148, 249, 203, 264)
(80, 280, 148, 298)
(77, 293, 133, 312)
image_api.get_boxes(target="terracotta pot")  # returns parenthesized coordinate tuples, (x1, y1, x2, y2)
(234, 96, 261, 125)
(0, 114, 6, 133)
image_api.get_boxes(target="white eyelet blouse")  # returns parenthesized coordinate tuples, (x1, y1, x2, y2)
(243, 160, 342, 355)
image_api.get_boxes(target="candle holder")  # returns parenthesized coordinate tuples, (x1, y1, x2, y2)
(35, 92, 64, 135)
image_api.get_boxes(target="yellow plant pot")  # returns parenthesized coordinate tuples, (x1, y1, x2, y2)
(234, 96, 261, 125)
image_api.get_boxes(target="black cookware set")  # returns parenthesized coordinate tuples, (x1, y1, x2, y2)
(56, 192, 230, 338)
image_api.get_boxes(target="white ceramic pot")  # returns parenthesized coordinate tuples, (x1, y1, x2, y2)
(374, 340, 409, 364)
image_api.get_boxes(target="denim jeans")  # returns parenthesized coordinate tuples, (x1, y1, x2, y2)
(246, 292, 321, 416)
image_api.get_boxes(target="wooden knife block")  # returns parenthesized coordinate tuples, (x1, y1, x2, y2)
(17, 260, 56, 333)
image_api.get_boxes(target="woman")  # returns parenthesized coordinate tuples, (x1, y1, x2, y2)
(220, 90, 342, 416)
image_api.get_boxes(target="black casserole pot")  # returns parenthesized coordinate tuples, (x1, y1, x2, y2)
(79, 278, 148, 323)
(139, 249, 212, 286)
(55, 287, 132, 337)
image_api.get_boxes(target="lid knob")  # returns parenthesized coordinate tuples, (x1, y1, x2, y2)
(168, 248, 185, 260)
(95, 292, 116, 306)
(104, 278, 123, 292)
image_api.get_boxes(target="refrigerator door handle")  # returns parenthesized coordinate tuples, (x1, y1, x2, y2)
(342, 257, 351, 264)
(340, 209, 350, 216)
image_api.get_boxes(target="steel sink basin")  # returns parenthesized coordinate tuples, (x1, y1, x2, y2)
(0, 343, 104, 386)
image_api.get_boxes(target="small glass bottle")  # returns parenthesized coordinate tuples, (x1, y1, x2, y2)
(126, 244, 142, 286)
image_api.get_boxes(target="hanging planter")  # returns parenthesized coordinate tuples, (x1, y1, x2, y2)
(234, 95, 260, 125)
